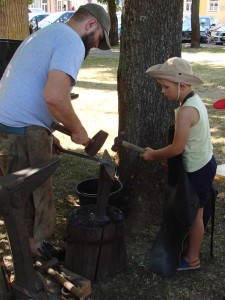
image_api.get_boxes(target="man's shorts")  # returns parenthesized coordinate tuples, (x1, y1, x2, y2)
(0, 126, 56, 241)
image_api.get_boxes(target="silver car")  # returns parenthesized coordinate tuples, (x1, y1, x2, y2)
(213, 26, 225, 45)
(38, 11, 74, 29)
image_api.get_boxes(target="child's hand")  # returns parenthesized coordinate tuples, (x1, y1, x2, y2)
(141, 147, 155, 161)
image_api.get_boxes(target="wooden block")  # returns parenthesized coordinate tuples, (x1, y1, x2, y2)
(214, 164, 225, 183)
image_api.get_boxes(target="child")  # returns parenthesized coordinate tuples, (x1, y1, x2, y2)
(142, 57, 217, 271)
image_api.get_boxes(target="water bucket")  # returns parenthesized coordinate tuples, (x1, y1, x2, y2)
(75, 178, 123, 206)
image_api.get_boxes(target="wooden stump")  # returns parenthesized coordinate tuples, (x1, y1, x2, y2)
(64, 205, 127, 282)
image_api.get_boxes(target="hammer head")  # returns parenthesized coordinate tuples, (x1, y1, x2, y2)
(111, 132, 124, 152)
(85, 130, 109, 156)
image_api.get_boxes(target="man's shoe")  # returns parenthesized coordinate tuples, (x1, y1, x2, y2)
(177, 258, 201, 271)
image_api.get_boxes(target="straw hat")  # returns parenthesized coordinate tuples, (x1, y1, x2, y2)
(146, 57, 203, 85)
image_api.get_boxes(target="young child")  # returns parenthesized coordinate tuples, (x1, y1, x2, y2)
(142, 57, 217, 271)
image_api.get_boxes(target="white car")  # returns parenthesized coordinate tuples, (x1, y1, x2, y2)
(28, 8, 45, 14)
(29, 12, 50, 33)
(213, 25, 225, 45)
(38, 11, 74, 29)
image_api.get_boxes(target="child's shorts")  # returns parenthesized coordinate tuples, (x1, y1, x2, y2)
(187, 156, 217, 208)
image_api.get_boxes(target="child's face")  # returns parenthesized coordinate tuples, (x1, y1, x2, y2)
(157, 79, 178, 100)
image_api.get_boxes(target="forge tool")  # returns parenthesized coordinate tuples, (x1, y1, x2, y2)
(52, 122, 108, 156)
(35, 243, 91, 300)
(111, 132, 145, 154)
(60, 148, 117, 167)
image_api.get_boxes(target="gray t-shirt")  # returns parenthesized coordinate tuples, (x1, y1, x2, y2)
(0, 23, 85, 130)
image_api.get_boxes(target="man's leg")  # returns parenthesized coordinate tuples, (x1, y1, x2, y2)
(25, 126, 56, 255)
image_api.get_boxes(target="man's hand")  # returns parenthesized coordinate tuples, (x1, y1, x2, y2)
(71, 125, 89, 146)
(52, 135, 64, 155)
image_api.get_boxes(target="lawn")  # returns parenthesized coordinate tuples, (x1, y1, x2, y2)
(50, 45, 225, 300)
(0, 45, 224, 300)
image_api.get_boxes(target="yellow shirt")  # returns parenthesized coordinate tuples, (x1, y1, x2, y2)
(175, 93, 213, 172)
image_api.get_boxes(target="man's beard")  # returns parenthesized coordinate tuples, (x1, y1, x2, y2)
(81, 30, 97, 59)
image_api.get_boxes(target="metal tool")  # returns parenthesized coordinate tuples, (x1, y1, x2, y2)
(111, 132, 145, 154)
(92, 149, 117, 223)
(61, 148, 116, 166)
(52, 122, 109, 156)
(35, 243, 91, 299)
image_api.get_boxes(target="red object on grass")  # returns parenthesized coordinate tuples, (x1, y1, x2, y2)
(213, 98, 225, 110)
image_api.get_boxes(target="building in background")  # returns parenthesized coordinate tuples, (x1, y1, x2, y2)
(29, 0, 106, 13)
(184, 0, 225, 23)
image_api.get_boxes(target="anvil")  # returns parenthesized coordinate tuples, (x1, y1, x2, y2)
(0, 159, 59, 299)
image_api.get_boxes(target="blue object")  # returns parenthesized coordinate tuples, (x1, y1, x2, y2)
(0, 123, 25, 134)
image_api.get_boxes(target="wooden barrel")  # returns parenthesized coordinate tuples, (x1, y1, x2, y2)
(64, 205, 127, 282)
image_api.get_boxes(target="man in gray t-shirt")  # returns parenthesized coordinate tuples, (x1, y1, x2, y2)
(0, 4, 110, 257)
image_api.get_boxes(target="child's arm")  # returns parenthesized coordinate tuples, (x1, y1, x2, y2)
(141, 106, 199, 161)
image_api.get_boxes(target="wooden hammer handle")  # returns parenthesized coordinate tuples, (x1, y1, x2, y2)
(47, 268, 91, 299)
(52, 122, 71, 136)
(122, 141, 145, 154)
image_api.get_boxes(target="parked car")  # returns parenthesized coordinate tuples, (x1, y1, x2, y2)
(28, 8, 45, 14)
(213, 25, 225, 45)
(29, 12, 50, 33)
(199, 15, 221, 37)
(199, 16, 219, 31)
(38, 11, 74, 29)
(182, 17, 210, 43)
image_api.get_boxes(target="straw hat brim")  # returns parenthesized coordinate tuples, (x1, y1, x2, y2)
(146, 64, 204, 85)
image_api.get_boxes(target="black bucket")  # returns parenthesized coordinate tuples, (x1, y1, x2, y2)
(0, 39, 22, 79)
(75, 178, 123, 206)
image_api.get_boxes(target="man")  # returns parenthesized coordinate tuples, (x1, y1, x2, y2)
(0, 3, 110, 257)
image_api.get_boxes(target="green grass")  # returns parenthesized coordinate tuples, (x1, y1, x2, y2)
(182, 44, 225, 53)
(50, 45, 225, 299)
(1, 45, 225, 299)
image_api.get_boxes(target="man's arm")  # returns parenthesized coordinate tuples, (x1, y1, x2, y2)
(44, 70, 89, 145)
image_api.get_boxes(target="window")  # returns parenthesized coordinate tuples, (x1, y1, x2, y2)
(184, 0, 192, 13)
(209, 0, 219, 12)
(41, 0, 47, 12)
(57, 0, 63, 11)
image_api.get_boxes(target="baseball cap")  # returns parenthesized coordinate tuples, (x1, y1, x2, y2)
(213, 98, 225, 109)
(78, 3, 111, 50)
(146, 57, 203, 85)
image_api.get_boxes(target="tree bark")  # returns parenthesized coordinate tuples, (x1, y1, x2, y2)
(108, 0, 119, 46)
(118, 0, 183, 230)
(191, 0, 200, 48)
(0, 0, 29, 40)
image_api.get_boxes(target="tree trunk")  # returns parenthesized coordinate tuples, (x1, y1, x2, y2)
(118, 0, 183, 231)
(0, 0, 29, 40)
(191, 0, 200, 48)
(108, 0, 119, 46)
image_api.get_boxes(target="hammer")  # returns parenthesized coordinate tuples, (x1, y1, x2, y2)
(52, 122, 108, 156)
(111, 132, 145, 154)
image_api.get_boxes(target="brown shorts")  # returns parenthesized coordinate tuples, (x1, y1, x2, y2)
(0, 126, 56, 242)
